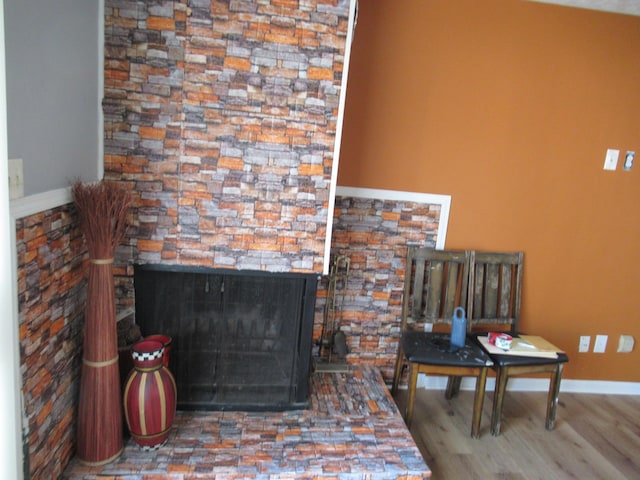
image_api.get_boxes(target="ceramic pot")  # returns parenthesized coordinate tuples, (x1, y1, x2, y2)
(123, 339, 177, 450)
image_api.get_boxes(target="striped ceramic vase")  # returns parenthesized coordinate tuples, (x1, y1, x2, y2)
(123, 339, 177, 450)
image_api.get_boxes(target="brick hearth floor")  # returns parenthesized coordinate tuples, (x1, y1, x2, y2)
(62, 365, 431, 479)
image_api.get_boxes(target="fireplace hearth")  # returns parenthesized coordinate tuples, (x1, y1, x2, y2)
(133, 265, 318, 411)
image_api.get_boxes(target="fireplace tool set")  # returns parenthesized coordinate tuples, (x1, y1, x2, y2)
(315, 254, 350, 372)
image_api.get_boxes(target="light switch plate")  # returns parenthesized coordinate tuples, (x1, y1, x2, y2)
(8, 158, 24, 200)
(593, 334, 607, 353)
(603, 149, 619, 171)
(578, 335, 590, 353)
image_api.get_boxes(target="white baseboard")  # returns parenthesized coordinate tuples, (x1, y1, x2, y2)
(413, 376, 640, 395)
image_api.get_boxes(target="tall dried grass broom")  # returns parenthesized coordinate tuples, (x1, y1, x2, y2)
(73, 181, 131, 465)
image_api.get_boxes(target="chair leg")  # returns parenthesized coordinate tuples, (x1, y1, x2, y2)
(545, 363, 564, 430)
(405, 363, 419, 427)
(392, 345, 405, 395)
(491, 367, 509, 436)
(445, 375, 462, 399)
(471, 368, 488, 439)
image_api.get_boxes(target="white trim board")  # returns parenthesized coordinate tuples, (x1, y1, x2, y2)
(322, 0, 358, 275)
(335, 186, 452, 250)
(1, 1, 25, 476)
(10, 187, 72, 220)
(411, 376, 640, 395)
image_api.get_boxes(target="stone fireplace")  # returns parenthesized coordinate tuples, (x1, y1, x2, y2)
(103, 0, 354, 411)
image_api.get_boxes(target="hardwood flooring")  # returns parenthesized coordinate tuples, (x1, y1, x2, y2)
(396, 388, 640, 479)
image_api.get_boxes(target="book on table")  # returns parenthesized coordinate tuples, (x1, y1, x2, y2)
(478, 334, 563, 359)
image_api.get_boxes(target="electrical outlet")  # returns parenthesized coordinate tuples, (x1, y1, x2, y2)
(578, 335, 590, 353)
(623, 151, 635, 171)
(593, 334, 608, 353)
(617, 335, 635, 353)
(603, 149, 619, 171)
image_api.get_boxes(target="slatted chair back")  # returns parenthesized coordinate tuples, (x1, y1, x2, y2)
(467, 251, 524, 333)
(401, 247, 471, 332)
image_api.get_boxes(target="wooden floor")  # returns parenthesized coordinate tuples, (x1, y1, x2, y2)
(396, 388, 640, 479)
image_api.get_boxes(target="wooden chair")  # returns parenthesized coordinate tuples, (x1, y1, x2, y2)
(391, 247, 493, 438)
(468, 251, 569, 435)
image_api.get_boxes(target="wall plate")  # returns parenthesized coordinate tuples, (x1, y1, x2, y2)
(594, 334, 608, 353)
(8, 158, 24, 200)
(603, 149, 619, 171)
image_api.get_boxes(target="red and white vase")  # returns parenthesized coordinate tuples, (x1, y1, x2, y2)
(123, 339, 177, 450)
(144, 334, 172, 368)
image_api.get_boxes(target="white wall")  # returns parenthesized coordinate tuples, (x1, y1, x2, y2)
(5, 0, 101, 196)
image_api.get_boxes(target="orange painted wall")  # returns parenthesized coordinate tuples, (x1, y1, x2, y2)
(338, 0, 640, 381)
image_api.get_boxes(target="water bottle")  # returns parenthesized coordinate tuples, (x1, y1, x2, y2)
(450, 306, 467, 350)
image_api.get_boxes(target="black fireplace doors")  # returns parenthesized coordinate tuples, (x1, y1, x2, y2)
(133, 266, 317, 411)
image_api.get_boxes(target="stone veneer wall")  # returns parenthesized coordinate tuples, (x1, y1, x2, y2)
(103, 0, 352, 311)
(319, 194, 443, 383)
(11, 194, 442, 477)
(15, 205, 87, 479)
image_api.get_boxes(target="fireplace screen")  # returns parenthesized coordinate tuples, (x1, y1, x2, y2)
(133, 266, 317, 410)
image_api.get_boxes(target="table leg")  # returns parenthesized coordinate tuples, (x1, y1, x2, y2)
(492, 366, 509, 436)
(546, 363, 564, 430)
(471, 367, 487, 438)
(405, 363, 419, 427)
